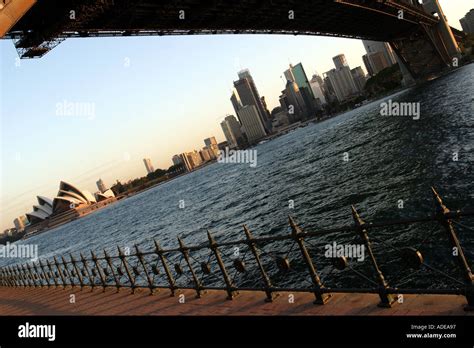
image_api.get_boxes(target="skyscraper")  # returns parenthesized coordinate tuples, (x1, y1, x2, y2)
(284, 63, 317, 117)
(333, 54, 349, 69)
(350, 67, 367, 93)
(143, 158, 154, 174)
(460, 9, 474, 34)
(237, 105, 266, 144)
(309, 74, 327, 105)
(284, 80, 307, 121)
(324, 54, 359, 103)
(232, 69, 271, 133)
(96, 178, 107, 193)
(220, 115, 243, 149)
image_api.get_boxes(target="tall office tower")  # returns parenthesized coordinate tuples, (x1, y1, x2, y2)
(233, 69, 270, 133)
(284, 63, 317, 117)
(237, 105, 267, 144)
(350, 67, 367, 93)
(284, 80, 307, 121)
(362, 54, 375, 76)
(143, 158, 155, 174)
(333, 54, 349, 69)
(324, 54, 360, 103)
(366, 51, 391, 76)
(460, 9, 474, 34)
(363, 40, 397, 67)
(220, 115, 243, 149)
(309, 74, 327, 105)
(324, 67, 359, 103)
(230, 90, 243, 115)
(422, 0, 461, 58)
(96, 178, 107, 193)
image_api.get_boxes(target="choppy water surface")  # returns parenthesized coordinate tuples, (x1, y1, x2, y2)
(3, 64, 474, 289)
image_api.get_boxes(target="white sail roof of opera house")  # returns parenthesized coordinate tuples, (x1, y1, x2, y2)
(52, 181, 97, 214)
(95, 189, 115, 201)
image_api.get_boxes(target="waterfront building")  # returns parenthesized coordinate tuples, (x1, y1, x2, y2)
(460, 9, 474, 34)
(284, 63, 318, 117)
(309, 74, 327, 105)
(220, 114, 243, 149)
(284, 80, 308, 121)
(351, 67, 368, 93)
(143, 158, 154, 174)
(204, 136, 219, 157)
(179, 151, 203, 171)
(324, 67, 359, 103)
(199, 148, 212, 162)
(96, 178, 107, 193)
(237, 105, 266, 144)
(232, 69, 270, 133)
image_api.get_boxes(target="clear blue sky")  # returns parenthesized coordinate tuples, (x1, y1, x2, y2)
(0, 0, 471, 231)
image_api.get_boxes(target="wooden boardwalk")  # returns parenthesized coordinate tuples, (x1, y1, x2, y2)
(0, 286, 472, 315)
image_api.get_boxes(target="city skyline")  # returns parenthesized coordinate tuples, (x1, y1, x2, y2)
(0, 0, 472, 231)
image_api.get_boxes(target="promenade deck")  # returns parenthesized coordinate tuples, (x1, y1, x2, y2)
(0, 286, 472, 316)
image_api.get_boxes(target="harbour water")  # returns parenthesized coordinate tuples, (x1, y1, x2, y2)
(2, 64, 474, 288)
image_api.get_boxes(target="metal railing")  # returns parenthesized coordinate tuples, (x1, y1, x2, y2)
(1, 187, 473, 310)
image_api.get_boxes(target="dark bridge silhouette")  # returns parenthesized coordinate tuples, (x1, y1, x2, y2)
(1, 0, 466, 80)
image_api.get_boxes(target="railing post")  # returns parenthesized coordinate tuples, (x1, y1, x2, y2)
(432, 187, 474, 310)
(54, 256, 67, 288)
(154, 239, 176, 296)
(26, 263, 38, 287)
(178, 237, 204, 298)
(38, 260, 51, 288)
(46, 259, 59, 288)
(352, 205, 397, 308)
(79, 253, 93, 290)
(289, 216, 331, 304)
(207, 230, 238, 300)
(32, 262, 44, 287)
(91, 251, 107, 291)
(104, 249, 121, 292)
(61, 256, 75, 287)
(70, 254, 84, 289)
(117, 245, 136, 293)
(135, 244, 155, 295)
(20, 264, 33, 288)
(243, 225, 276, 302)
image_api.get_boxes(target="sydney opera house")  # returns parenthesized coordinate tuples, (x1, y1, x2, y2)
(22, 181, 116, 233)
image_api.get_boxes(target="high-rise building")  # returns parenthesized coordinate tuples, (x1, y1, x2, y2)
(309, 74, 327, 105)
(96, 179, 107, 193)
(204, 136, 219, 157)
(237, 105, 266, 144)
(221, 115, 243, 149)
(143, 158, 155, 174)
(284, 80, 307, 121)
(179, 151, 203, 172)
(363, 41, 397, 65)
(460, 9, 474, 34)
(350, 67, 367, 93)
(284, 63, 317, 117)
(333, 54, 349, 69)
(232, 69, 270, 133)
(324, 55, 359, 103)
